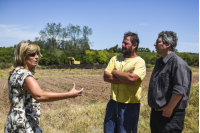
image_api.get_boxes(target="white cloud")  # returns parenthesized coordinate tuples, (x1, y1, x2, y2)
(139, 23, 149, 26)
(177, 42, 199, 53)
(0, 24, 39, 40)
(178, 42, 199, 46)
(0, 24, 19, 28)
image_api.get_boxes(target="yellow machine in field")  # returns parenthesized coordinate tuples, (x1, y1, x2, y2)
(68, 57, 80, 65)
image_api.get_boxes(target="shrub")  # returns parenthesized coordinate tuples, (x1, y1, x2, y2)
(0, 62, 12, 69)
(41, 66, 46, 69)
(97, 50, 109, 64)
(93, 67, 97, 71)
(82, 50, 97, 64)
(93, 62, 99, 65)
(59, 54, 68, 64)
(146, 64, 154, 68)
(51, 65, 58, 69)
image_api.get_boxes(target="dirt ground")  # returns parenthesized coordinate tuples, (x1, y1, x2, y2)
(0, 70, 198, 116)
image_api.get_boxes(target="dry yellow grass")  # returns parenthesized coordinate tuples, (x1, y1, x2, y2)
(0, 69, 9, 79)
(0, 68, 105, 79)
(40, 103, 106, 133)
(0, 67, 155, 80)
(39, 84, 198, 133)
(0, 116, 6, 132)
(0, 67, 198, 133)
(35, 68, 105, 78)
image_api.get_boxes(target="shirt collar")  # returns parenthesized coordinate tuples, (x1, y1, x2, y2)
(162, 51, 175, 64)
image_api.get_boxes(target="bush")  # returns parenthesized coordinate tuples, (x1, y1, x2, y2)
(0, 46, 198, 67)
(51, 65, 58, 69)
(0, 62, 12, 69)
(82, 50, 97, 64)
(97, 51, 109, 64)
(93, 67, 97, 71)
(59, 54, 68, 64)
(0, 64, 3, 69)
(146, 64, 154, 68)
(41, 66, 46, 69)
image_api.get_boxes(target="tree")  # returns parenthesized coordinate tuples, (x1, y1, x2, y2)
(137, 47, 151, 52)
(81, 26, 92, 52)
(34, 37, 46, 49)
(60, 27, 68, 50)
(97, 50, 109, 64)
(82, 50, 97, 64)
(64, 24, 93, 58)
(67, 23, 81, 49)
(108, 44, 122, 53)
(39, 23, 63, 49)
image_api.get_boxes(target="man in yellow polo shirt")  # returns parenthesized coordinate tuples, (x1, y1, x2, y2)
(103, 31, 146, 133)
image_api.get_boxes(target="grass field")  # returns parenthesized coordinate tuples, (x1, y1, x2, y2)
(38, 85, 199, 133)
(0, 67, 199, 133)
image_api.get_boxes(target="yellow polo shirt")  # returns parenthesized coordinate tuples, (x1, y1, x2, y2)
(105, 55, 146, 103)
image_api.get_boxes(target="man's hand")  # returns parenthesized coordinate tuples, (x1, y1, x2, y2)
(111, 67, 139, 84)
(111, 69, 118, 75)
(112, 67, 135, 75)
(160, 106, 173, 117)
(69, 83, 83, 97)
(160, 93, 183, 117)
(128, 67, 135, 73)
(103, 71, 122, 84)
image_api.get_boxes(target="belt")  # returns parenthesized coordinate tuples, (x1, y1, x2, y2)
(154, 109, 162, 111)
(153, 108, 185, 112)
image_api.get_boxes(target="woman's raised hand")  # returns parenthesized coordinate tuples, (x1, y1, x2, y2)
(69, 83, 83, 97)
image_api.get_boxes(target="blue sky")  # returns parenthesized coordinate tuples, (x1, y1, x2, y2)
(0, 0, 199, 53)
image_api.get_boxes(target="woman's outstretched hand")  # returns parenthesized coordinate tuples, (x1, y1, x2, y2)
(69, 83, 84, 97)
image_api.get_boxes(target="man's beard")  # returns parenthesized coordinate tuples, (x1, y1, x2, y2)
(122, 46, 132, 56)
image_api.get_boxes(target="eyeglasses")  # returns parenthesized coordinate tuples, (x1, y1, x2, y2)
(28, 53, 39, 57)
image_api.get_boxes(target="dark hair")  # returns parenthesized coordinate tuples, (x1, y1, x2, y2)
(158, 31, 178, 51)
(124, 31, 140, 51)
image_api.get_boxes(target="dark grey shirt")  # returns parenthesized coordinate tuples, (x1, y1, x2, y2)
(148, 52, 192, 111)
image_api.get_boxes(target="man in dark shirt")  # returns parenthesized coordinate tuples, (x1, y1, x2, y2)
(148, 31, 192, 133)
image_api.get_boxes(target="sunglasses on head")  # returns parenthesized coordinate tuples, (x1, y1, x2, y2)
(28, 53, 39, 57)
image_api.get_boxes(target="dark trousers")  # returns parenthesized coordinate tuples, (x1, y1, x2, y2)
(104, 99, 140, 133)
(150, 109, 185, 133)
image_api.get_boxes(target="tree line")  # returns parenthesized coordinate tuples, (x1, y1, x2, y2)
(0, 23, 199, 68)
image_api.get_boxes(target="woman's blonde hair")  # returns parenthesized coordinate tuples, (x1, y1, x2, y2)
(9, 40, 42, 74)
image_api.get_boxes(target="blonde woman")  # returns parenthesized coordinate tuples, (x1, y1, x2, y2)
(4, 40, 83, 133)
